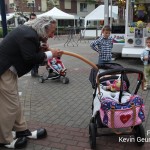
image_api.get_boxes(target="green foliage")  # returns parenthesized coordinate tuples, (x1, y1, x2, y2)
(0, 28, 13, 38)
(0, 28, 3, 38)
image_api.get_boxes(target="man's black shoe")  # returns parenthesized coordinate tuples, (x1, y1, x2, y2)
(0, 143, 5, 147)
(27, 128, 47, 139)
(4, 137, 27, 149)
(12, 128, 47, 139)
(15, 129, 32, 138)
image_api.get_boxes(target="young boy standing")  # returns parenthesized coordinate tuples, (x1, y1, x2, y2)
(141, 37, 150, 90)
(90, 25, 113, 65)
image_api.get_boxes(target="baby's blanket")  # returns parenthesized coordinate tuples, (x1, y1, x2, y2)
(92, 85, 131, 117)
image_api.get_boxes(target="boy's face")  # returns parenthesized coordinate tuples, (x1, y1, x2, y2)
(146, 39, 150, 48)
(103, 30, 110, 39)
(30, 15, 36, 20)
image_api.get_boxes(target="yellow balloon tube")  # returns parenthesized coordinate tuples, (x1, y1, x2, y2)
(62, 51, 98, 70)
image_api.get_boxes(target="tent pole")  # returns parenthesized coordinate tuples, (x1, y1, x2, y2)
(57, 20, 58, 36)
(104, 0, 109, 25)
(54, 20, 60, 40)
(74, 18, 76, 35)
(125, 0, 129, 36)
(110, 0, 112, 28)
(96, 20, 98, 38)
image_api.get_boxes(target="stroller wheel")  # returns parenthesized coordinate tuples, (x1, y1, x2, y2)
(133, 124, 145, 146)
(39, 77, 45, 83)
(62, 77, 69, 84)
(90, 117, 97, 134)
(90, 117, 95, 123)
(89, 123, 96, 149)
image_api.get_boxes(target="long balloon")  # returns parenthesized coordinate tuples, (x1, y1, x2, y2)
(62, 51, 98, 70)
(62, 51, 100, 94)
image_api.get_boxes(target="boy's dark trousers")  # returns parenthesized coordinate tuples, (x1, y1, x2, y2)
(31, 64, 39, 77)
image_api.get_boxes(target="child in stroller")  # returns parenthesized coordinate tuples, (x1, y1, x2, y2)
(49, 57, 67, 75)
(88, 63, 145, 149)
(39, 57, 69, 84)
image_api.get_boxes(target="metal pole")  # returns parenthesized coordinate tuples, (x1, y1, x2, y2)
(125, 0, 129, 36)
(104, 0, 109, 26)
(0, 0, 8, 37)
(110, 0, 112, 28)
(32, 1, 34, 12)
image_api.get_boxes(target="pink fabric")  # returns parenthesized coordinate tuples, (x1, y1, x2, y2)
(100, 105, 145, 128)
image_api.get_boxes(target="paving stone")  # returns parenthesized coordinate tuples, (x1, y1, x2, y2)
(15, 37, 150, 150)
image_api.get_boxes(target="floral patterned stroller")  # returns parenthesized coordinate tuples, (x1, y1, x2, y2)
(89, 63, 145, 149)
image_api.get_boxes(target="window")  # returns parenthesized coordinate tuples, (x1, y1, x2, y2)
(9, 3, 14, 8)
(9, 0, 13, 3)
(53, 0, 60, 6)
(80, 3, 87, 12)
(27, 3, 35, 8)
(65, 0, 71, 9)
(27, 0, 35, 7)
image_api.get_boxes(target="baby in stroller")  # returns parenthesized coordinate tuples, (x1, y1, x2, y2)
(39, 57, 69, 84)
(88, 63, 145, 149)
(49, 57, 67, 75)
(99, 77, 131, 103)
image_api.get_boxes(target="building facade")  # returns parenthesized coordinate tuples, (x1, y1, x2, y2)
(4, 0, 101, 17)
(3, 0, 119, 27)
(5, 0, 42, 13)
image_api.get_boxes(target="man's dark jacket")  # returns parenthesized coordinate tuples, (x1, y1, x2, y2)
(0, 25, 45, 77)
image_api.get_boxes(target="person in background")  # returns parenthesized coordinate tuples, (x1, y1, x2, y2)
(29, 13, 36, 20)
(141, 37, 150, 90)
(90, 25, 113, 66)
(0, 16, 62, 149)
(27, 13, 40, 77)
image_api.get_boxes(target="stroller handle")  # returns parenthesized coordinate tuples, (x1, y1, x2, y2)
(62, 51, 98, 70)
(97, 68, 143, 79)
(96, 68, 144, 103)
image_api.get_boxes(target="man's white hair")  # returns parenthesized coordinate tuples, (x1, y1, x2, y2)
(25, 16, 56, 38)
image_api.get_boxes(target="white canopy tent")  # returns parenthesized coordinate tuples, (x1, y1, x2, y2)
(37, 7, 76, 36)
(84, 5, 118, 27)
(0, 13, 15, 21)
(37, 7, 75, 20)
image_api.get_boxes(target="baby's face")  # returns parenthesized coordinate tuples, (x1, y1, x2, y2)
(146, 39, 150, 48)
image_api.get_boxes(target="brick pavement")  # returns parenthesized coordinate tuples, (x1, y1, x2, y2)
(1, 37, 150, 150)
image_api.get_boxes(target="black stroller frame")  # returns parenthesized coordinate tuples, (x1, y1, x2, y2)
(89, 63, 145, 149)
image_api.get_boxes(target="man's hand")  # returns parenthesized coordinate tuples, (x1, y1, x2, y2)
(40, 43, 49, 51)
(50, 49, 63, 58)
